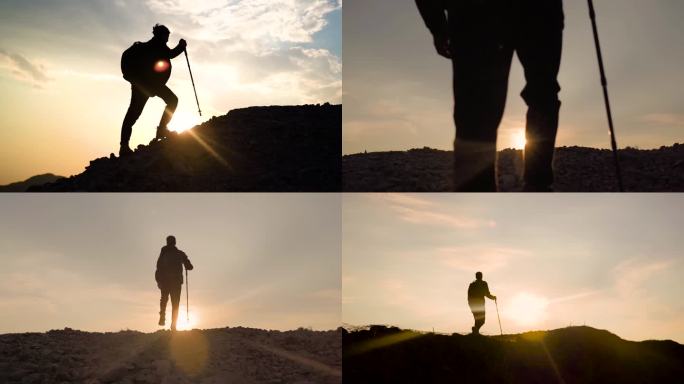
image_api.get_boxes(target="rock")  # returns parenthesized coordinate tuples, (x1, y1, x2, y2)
(29, 105, 342, 192)
(343, 145, 684, 192)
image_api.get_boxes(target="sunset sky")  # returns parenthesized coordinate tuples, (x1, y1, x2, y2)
(0, 0, 341, 184)
(0, 194, 341, 333)
(344, 0, 684, 154)
(343, 194, 684, 343)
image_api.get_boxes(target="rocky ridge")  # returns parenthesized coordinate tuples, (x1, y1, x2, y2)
(30, 104, 341, 192)
(343, 144, 684, 191)
(0, 326, 341, 384)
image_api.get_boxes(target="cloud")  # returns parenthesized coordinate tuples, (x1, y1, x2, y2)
(641, 113, 684, 128)
(371, 193, 496, 230)
(436, 246, 528, 271)
(142, 0, 342, 105)
(370, 193, 434, 208)
(0, 49, 52, 88)
(612, 258, 675, 295)
(146, 0, 340, 53)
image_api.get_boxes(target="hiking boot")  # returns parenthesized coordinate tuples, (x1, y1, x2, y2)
(119, 144, 133, 157)
(158, 314, 165, 326)
(155, 126, 172, 140)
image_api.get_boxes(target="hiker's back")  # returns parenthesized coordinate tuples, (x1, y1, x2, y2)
(468, 280, 488, 302)
(156, 245, 186, 286)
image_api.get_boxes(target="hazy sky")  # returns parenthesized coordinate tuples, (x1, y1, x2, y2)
(0, 194, 341, 333)
(343, 194, 684, 342)
(0, 0, 341, 184)
(343, 0, 684, 154)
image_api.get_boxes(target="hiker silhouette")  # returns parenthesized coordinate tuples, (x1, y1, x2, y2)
(468, 272, 496, 335)
(119, 24, 187, 157)
(155, 235, 193, 331)
(416, 0, 564, 191)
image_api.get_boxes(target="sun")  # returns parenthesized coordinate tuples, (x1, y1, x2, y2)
(175, 307, 200, 331)
(512, 129, 527, 150)
(504, 292, 548, 327)
(168, 111, 201, 133)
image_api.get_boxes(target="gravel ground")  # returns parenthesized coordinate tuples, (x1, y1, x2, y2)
(0, 327, 341, 384)
(343, 144, 684, 192)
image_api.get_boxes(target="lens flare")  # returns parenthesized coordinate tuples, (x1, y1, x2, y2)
(154, 60, 170, 72)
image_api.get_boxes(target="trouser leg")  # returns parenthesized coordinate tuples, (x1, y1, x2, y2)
(121, 85, 149, 146)
(155, 85, 178, 131)
(472, 310, 485, 333)
(159, 286, 169, 319)
(170, 284, 182, 330)
(516, 0, 564, 189)
(451, 43, 514, 191)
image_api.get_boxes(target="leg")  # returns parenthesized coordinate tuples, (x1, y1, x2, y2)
(471, 309, 486, 334)
(516, 0, 564, 190)
(155, 85, 178, 137)
(121, 85, 149, 147)
(170, 284, 182, 330)
(159, 286, 170, 325)
(451, 39, 514, 191)
(474, 312, 486, 334)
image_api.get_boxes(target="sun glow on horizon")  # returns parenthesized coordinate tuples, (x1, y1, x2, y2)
(168, 111, 202, 133)
(174, 307, 200, 331)
(504, 292, 548, 327)
(512, 129, 527, 150)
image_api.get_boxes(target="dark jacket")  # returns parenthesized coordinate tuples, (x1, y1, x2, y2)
(468, 279, 494, 306)
(155, 245, 193, 287)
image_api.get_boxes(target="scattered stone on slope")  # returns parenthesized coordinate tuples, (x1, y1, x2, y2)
(30, 104, 341, 192)
(343, 144, 684, 191)
(0, 327, 341, 384)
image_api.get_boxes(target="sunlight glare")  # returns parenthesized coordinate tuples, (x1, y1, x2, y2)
(175, 307, 199, 331)
(513, 129, 526, 150)
(168, 111, 201, 133)
(505, 292, 548, 327)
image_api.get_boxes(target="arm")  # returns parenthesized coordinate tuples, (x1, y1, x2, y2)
(484, 282, 496, 300)
(169, 39, 187, 59)
(182, 251, 194, 271)
(415, 0, 451, 58)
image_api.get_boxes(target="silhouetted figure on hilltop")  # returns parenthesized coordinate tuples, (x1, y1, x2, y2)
(468, 272, 496, 335)
(119, 24, 187, 157)
(155, 235, 193, 331)
(416, 0, 564, 191)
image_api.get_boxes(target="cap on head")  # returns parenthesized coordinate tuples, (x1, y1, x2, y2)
(476, 271, 483, 280)
(153, 24, 170, 37)
(166, 235, 176, 246)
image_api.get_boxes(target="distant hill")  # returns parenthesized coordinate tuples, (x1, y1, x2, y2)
(343, 144, 684, 191)
(0, 326, 341, 384)
(0, 173, 63, 192)
(344, 325, 684, 384)
(30, 104, 341, 191)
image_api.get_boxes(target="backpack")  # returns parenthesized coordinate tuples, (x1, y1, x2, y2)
(121, 42, 146, 82)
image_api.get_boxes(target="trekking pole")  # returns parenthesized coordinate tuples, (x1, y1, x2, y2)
(588, 0, 624, 191)
(185, 267, 189, 323)
(495, 299, 503, 336)
(184, 48, 202, 117)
